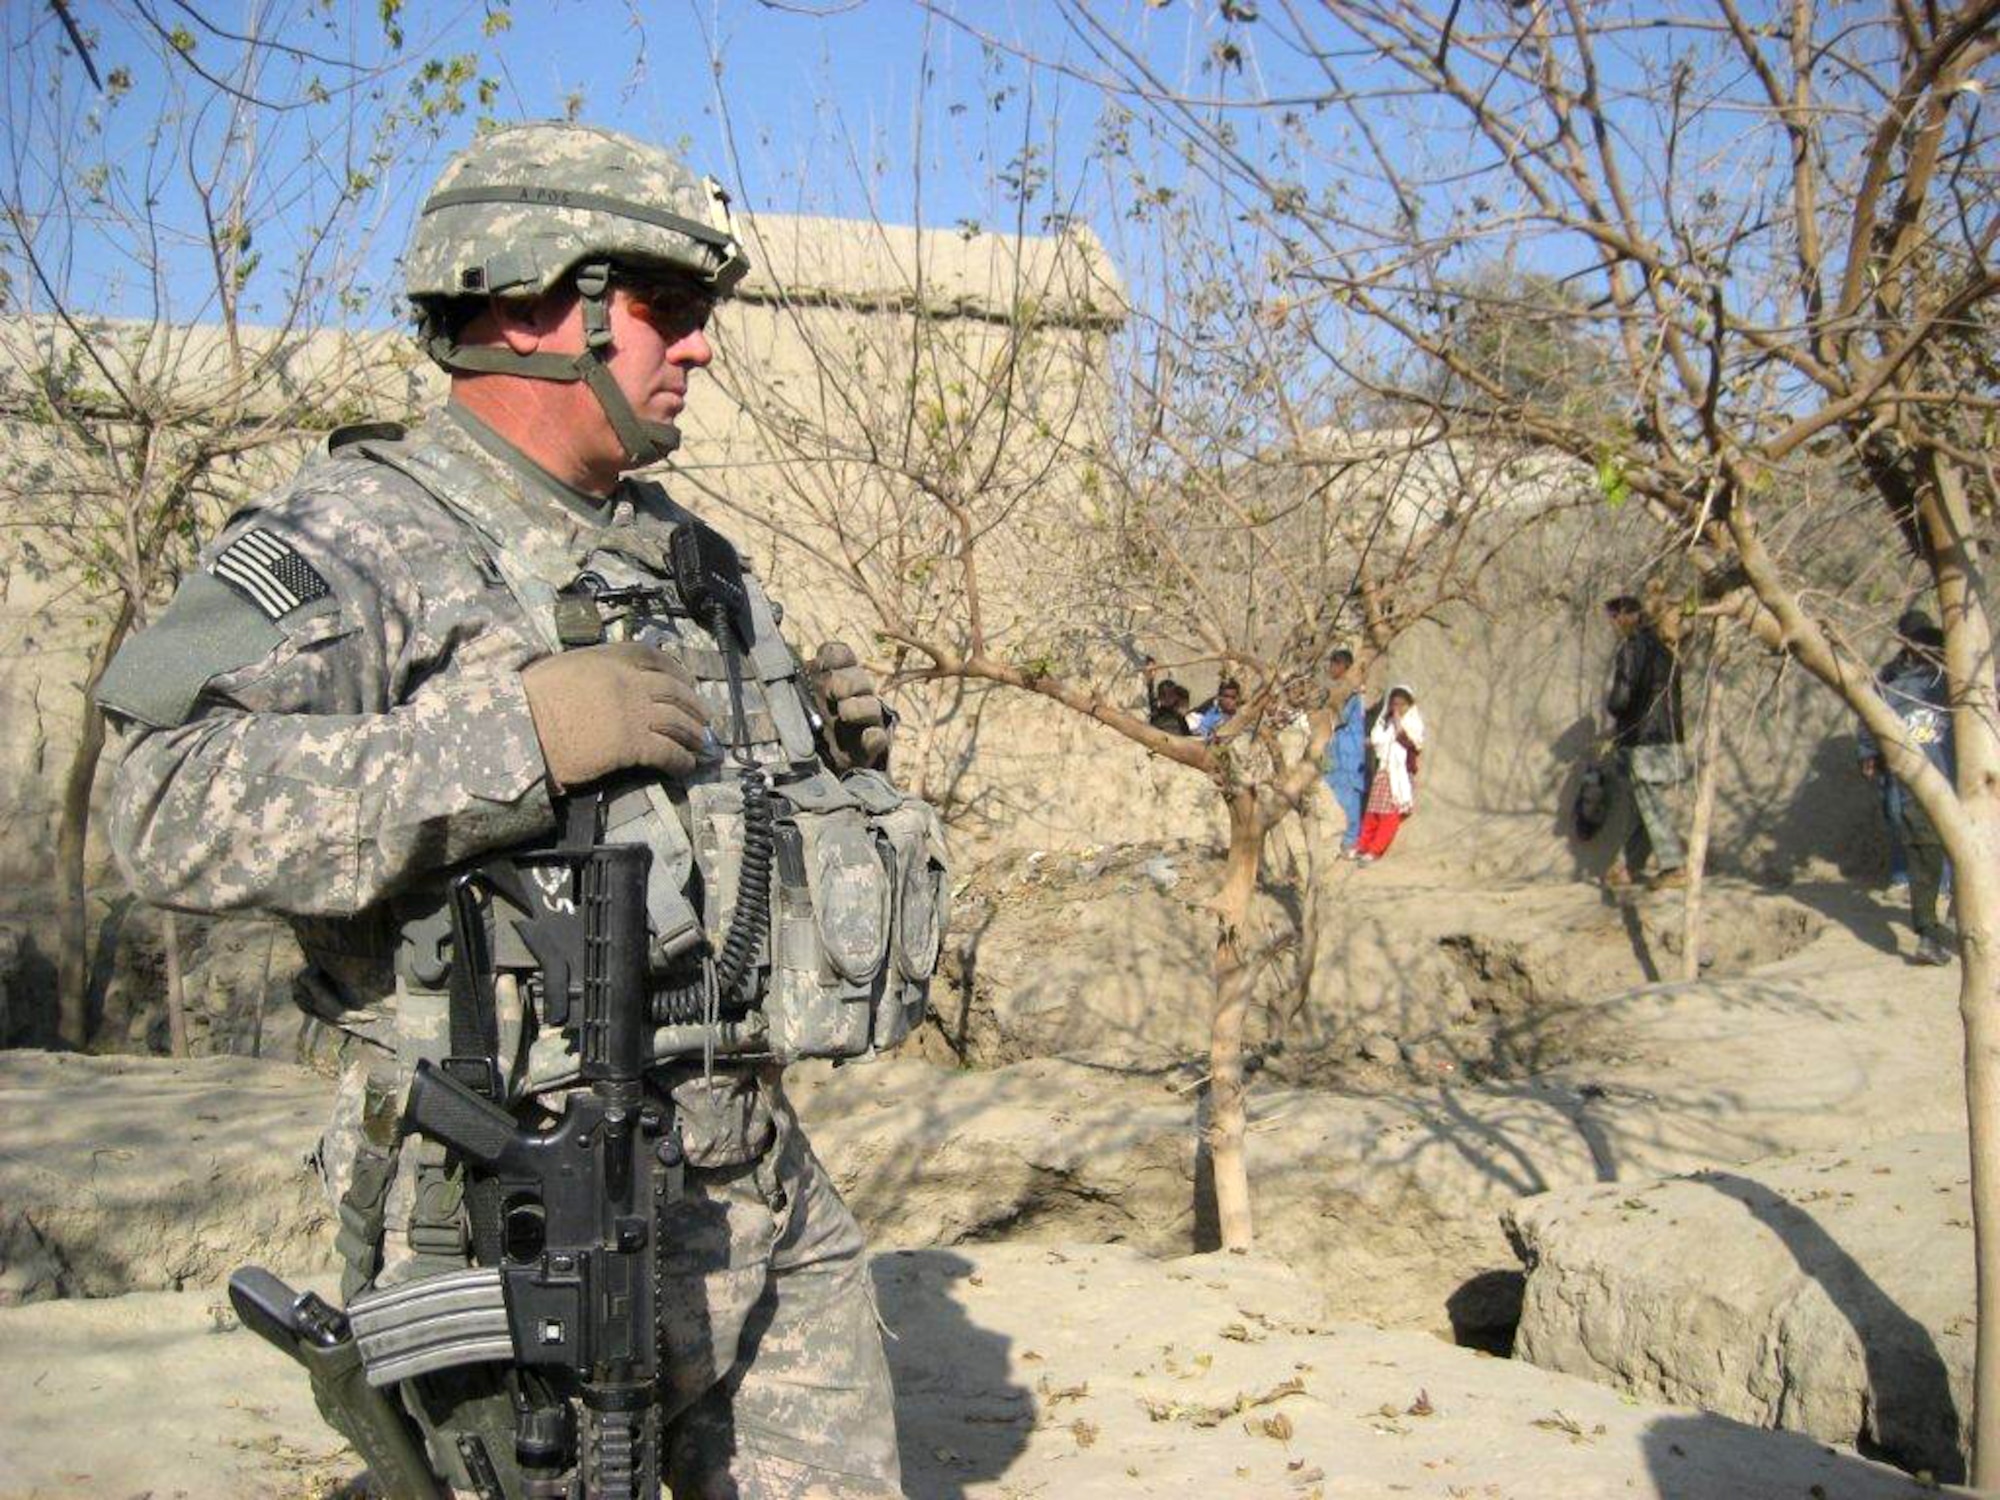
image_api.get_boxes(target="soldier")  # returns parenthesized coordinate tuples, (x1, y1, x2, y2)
(96, 122, 940, 1499)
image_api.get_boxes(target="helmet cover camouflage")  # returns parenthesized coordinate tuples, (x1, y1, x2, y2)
(406, 122, 750, 465)
(405, 121, 750, 304)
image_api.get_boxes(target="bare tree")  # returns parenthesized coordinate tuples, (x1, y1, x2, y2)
(0, 1, 506, 1049)
(694, 149, 1574, 1245)
(984, 0, 2000, 1475)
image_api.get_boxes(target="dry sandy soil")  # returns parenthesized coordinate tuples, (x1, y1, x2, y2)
(0, 848, 1975, 1497)
(0, 1244, 1951, 1500)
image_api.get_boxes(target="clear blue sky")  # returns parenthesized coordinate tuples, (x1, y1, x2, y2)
(11, 2, 1732, 343)
(11, 0, 1234, 326)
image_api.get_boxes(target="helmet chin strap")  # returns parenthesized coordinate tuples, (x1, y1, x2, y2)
(572, 263, 681, 464)
(423, 260, 680, 466)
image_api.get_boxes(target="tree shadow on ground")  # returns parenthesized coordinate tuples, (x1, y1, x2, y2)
(1611, 894, 1663, 981)
(3, 927, 58, 1046)
(1742, 734, 1886, 885)
(1779, 877, 1906, 959)
(1642, 1413, 1952, 1499)
(1696, 1170, 1965, 1483)
(872, 1248, 1032, 1500)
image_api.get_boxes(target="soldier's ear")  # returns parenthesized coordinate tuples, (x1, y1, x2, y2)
(491, 294, 546, 355)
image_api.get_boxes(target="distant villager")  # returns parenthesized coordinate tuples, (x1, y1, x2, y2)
(1141, 657, 1196, 736)
(1601, 593, 1687, 891)
(1858, 609, 1939, 897)
(1857, 614, 1958, 966)
(1355, 684, 1424, 864)
(1194, 677, 1242, 740)
(1323, 650, 1369, 857)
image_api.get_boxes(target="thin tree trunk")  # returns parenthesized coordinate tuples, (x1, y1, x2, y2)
(161, 911, 188, 1058)
(54, 727, 100, 1050)
(1681, 628, 1726, 983)
(1959, 840, 2000, 1485)
(249, 922, 275, 1059)
(1915, 453, 2000, 1483)
(1278, 793, 1327, 1045)
(1208, 788, 1264, 1250)
(56, 602, 135, 1050)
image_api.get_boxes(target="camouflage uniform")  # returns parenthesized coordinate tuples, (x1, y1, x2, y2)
(102, 381, 904, 1493)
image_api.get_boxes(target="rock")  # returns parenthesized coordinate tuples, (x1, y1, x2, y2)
(0, 1243, 1946, 1499)
(0, 1211, 65, 1304)
(0, 1050, 336, 1303)
(1507, 1131, 1972, 1483)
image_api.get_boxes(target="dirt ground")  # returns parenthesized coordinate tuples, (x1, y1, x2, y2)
(0, 840, 1972, 1497)
(0, 1245, 1954, 1500)
(929, 835, 1825, 1086)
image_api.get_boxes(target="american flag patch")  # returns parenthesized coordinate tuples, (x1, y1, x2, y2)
(210, 527, 331, 620)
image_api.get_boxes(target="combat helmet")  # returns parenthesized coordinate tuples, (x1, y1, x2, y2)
(406, 121, 751, 463)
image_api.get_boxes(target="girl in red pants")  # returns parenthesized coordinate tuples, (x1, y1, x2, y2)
(1356, 684, 1425, 863)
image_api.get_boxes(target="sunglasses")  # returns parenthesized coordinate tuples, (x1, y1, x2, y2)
(613, 270, 715, 332)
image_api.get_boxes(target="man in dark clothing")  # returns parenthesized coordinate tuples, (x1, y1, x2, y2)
(1141, 658, 1195, 736)
(1603, 594, 1687, 889)
(1857, 608, 1937, 895)
(1149, 679, 1194, 736)
(1857, 617, 1958, 965)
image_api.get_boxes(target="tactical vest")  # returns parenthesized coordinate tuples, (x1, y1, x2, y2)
(345, 422, 947, 1087)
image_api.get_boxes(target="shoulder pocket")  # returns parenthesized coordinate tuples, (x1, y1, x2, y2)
(96, 573, 287, 729)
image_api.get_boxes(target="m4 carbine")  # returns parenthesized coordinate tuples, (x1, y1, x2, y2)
(237, 814, 679, 1500)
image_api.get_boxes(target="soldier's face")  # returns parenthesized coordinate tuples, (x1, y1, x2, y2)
(606, 272, 717, 428)
(524, 279, 714, 468)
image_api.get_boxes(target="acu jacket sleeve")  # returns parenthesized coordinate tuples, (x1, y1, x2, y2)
(102, 490, 556, 919)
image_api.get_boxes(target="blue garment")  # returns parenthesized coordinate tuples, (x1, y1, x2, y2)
(1194, 704, 1226, 739)
(1328, 776, 1365, 850)
(1326, 693, 1368, 782)
(1880, 773, 1910, 886)
(1858, 658, 1955, 900)
(1321, 693, 1368, 849)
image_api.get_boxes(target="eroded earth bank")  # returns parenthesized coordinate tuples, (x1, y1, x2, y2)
(0, 839, 1974, 1498)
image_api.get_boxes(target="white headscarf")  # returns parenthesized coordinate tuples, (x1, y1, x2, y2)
(1369, 685, 1427, 810)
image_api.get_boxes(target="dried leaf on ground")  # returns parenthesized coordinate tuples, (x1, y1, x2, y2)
(1141, 1375, 1308, 1428)
(1530, 1410, 1593, 1445)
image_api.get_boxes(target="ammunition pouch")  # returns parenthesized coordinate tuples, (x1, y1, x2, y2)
(863, 776, 949, 1051)
(667, 1070, 776, 1170)
(752, 769, 946, 1064)
(334, 1148, 395, 1302)
(407, 1144, 470, 1266)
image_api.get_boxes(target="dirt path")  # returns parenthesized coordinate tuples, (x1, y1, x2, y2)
(0, 867, 1966, 1494)
(0, 1244, 1951, 1500)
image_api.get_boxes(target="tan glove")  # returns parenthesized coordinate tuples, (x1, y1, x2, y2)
(809, 641, 892, 772)
(521, 642, 709, 790)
